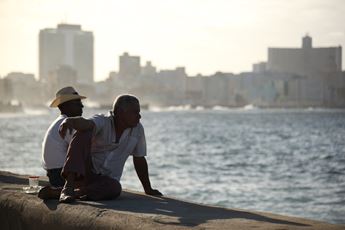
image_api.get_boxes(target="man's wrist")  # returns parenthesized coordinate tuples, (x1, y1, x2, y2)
(143, 185, 152, 192)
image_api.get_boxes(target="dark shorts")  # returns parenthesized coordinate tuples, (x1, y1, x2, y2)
(47, 168, 65, 187)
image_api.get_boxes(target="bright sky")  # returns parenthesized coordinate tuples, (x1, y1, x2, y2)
(0, 0, 344, 81)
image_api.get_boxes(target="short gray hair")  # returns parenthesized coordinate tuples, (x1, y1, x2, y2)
(113, 94, 139, 114)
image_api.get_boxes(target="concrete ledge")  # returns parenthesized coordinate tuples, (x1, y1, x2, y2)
(0, 171, 343, 230)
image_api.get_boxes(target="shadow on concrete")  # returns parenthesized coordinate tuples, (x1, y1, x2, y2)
(0, 172, 49, 186)
(42, 200, 59, 211)
(82, 191, 310, 228)
(0, 173, 28, 185)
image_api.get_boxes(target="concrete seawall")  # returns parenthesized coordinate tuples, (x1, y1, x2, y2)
(0, 171, 343, 230)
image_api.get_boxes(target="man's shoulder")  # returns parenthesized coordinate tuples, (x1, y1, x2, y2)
(48, 115, 67, 130)
(90, 113, 112, 123)
(90, 113, 113, 133)
(91, 113, 112, 120)
(44, 115, 67, 141)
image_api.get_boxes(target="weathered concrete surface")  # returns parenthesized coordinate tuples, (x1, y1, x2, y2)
(0, 171, 344, 230)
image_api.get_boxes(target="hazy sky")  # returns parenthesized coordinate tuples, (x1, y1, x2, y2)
(0, 0, 344, 81)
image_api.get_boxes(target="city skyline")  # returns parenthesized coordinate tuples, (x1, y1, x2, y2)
(0, 0, 344, 81)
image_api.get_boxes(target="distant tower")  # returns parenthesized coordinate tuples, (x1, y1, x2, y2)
(119, 52, 141, 78)
(39, 24, 94, 85)
(302, 34, 312, 49)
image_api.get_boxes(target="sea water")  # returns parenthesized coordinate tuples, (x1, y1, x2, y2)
(0, 107, 344, 224)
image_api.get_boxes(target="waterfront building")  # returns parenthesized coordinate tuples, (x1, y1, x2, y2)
(267, 35, 344, 107)
(267, 35, 342, 76)
(0, 78, 13, 103)
(253, 62, 267, 73)
(4, 72, 43, 105)
(156, 67, 187, 105)
(141, 61, 157, 77)
(185, 74, 204, 106)
(39, 24, 94, 85)
(203, 72, 234, 107)
(119, 52, 141, 78)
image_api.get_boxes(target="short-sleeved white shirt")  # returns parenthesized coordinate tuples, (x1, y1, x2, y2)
(90, 113, 146, 181)
(41, 115, 73, 169)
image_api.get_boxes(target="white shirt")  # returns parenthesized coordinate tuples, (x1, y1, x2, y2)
(90, 113, 146, 181)
(41, 115, 73, 169)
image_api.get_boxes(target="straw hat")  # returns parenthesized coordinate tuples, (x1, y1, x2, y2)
(49, 86, 86, 107)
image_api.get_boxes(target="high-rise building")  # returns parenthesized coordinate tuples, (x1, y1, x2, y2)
(267, 35, 342, 76)
(39, 24, 94, 85)
(119, 52, 141, 78)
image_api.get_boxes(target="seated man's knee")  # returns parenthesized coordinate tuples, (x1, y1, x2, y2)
(86, 178, 121, 201)
(110, 179, 122, 199)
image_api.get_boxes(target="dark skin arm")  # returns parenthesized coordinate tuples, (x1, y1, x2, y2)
(59, 117, 95, 139)
(133, 156, 162, 196)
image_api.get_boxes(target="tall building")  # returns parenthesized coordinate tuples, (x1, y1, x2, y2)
(267, 35, 342, 76)
(119, 52, 141, 78)
(141, 61, 157, 77)
(39, 24, 94, 85)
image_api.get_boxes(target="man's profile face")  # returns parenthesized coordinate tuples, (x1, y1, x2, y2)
(120, 102, 141, 128)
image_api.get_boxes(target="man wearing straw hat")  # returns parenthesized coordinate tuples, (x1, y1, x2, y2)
(41, 86, 86, 188)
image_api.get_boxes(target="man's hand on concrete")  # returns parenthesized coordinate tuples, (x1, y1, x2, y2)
(145, 188, 163, 196)
(133, 156, 162, 196)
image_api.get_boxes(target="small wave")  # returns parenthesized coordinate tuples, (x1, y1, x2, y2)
(212, 106, 229, 111)
(167, 105, 193, 111)
(211, 104, 259, 112)
(243, 104, 258, 110)
(149, 105, 193, 112)
(195, 106, 205, 110)
(148, 106, 163, 112)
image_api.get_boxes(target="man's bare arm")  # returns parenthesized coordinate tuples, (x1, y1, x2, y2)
(133, 156, 162, 196)
(59, 117, 95, 139)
